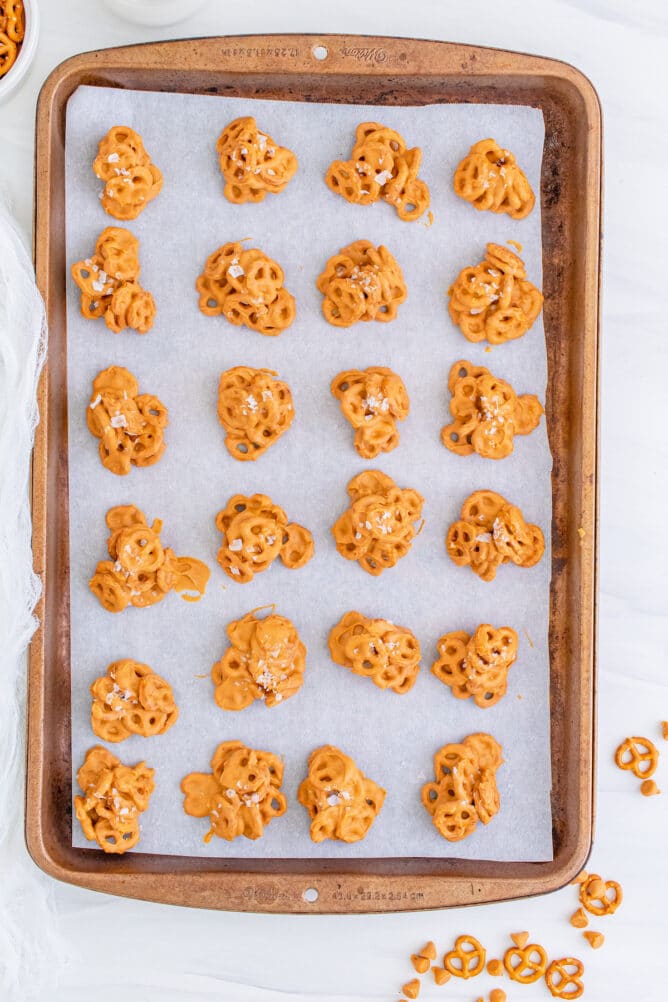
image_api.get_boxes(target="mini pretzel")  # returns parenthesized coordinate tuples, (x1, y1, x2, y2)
(544, 958, 585, 1000)
(181, 740, 286, 842)
(87, 366, 167, 475)
(93, 126, 162, 220)
(614, 735, 659, 778)
(326, 122, 430, 222)
(217, 366, 293, 460)
(90, 659, 178, 742)
(331, 367, 409, 458)
(431, 624, 518, 707)
(74, 745, 155, 854)
(443, 934, 486, 979)
(71, 227, 156, 334)
(0, 1, 23, 78)
(503, 942, 548, 983)
(329, 611, 421, 694)
(196, 241, 296, 336)
(446, 490, 544, 581)
(454, 138, 535, 219)
(579, 873, 622, 916)
(442, 360, 543, 459)
(298, 744, 385, 843)
(89, 504, 210, 612)
(422, 733, 503, 842)
(216, 116, 297, 203)
(215, 493, 313, 583)
(317, 240, 407, 327)
(332, 470, 424, 576)
(448, 243, 543, 345)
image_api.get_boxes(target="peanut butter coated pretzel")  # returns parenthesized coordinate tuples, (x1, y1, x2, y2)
(215, 493, 314, 583)
(90, 659, 178, 743)
(196, 241, 296, 335)
(448, 243, 543, 345)
(326, 122, 430, 222)
(328, 611, 421, 694)
(442, 360, 543, 459)
(181, 740, 286, 843)
(87, 366, 167, 475)
(216, 116, 298, 203)
(298, 745, 386, 843)
(454, 138, 535, 219)
(431, 624, 518, 708)
(332, 470, 424, 576)
(89, 504, 210, 612)
(421, 733, 503, 842)
(217, 366, 293, 460)
(0, 0, 24, 77)
(317, 240, 407, 327)
(74, 746, 155, 854)
(93, 126, 163, 220)
(71, 227, 156, 334)
(446, 490, 545, 582)
(331, 367, 409, 458)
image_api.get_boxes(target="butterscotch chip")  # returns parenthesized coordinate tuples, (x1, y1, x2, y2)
(298, 745, 385, 843)
(216, 116, 297, 203)
(511, 931, 529, 949)
(402, 980, 420, 999)
(410, 954, 430, 974)
(583, 931, 604, 949)
(570, 870, 588, 885)
(661, 721, 668, 740)
(489, 991, 507, 1002)
(432, 966, 451, 985)
(640, 779, 661, 796)
(487, 959, 503, 976)
(420, 941, 437, 961)
(569, 908, 589, 929)
(453, 138, 535, 219)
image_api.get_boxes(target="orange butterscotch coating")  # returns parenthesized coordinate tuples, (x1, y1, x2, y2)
(432, 624, 518, 708)
(442, 360, 543, 459)
(89, 505, 210, 613)
(326, 122, 430, 222)
(422, 733, 503, 842)
(453, 138, 535, 220)
(215, 493, 314, 583)
(181, 740, 286, 843)
(317, 240, 407, 328)
(217, 366, 293, 461)
(216, 116, 297, 204)
(93, 126, 163, 221)
(298, 744, 386, 843)
(87, 366, 167, 475)
(71, 227, 156, 334)
(328, 611, 421, 695)
(332, 470, 424, 577)
(331, 367, 409, 459)
(0, 0, 25, 78)
(446, 490, 545, 582)
(74, 745, 155, 854)
(90, 659, 178, 743)
(448, 243, 543, 345)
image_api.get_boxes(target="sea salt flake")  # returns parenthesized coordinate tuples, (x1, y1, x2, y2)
(375, 170, 393, 185)
(110, 414, 127, 428)
(227, 263, 245, 279)
(229, 538, 243, 552)
(89, 394, 102, 409)
(107, 152, 120, 163)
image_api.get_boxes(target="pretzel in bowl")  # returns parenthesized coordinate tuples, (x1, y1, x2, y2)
(216, 493, 314, 583)
(453, 138, 535, 219)
(421, 733, 503, 842)
(89, 504, 210, 612)
(181, 740, 286, 842)
(446, 490, 544, 582)
(448, 242, 543, 345)
(432, 624, 518, 708)
(211, 606, 306, 710)
(71, 227, 156, 334)
(332, 470, 424, 577)
(328, 611, 421, 694)
(298, 744, 386, 843)
(216, 116, 297, 203)
(90, 659, 178, 742)
(442, 360, 543, 459)
(74, 745, 155, 854)
(196, 241, 296, 336)
(331, 366, 409, 458)
(317, 240, 407, 327)
(217, 366, 293, 460)
(93, 126, 163, 220)
(326, 122, 430, 222)
(0, 0, 24, 77)
(87, 366, 167, 475)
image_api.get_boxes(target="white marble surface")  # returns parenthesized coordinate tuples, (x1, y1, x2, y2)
(1, 1, 667, 1000)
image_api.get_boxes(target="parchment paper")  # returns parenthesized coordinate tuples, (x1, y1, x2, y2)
(66, 85, 552, 861)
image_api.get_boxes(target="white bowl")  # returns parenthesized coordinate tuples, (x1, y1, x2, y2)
(0, 0, 39, 104)
(103, 0, 209, 26)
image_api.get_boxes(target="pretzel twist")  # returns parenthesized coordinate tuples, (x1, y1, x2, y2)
(216, 116, 298, 203)
(545, 958, 585, 1000)
(0, 1, 24, 77)
(432, 624, 518, 708)
(298, 745, 386, 843)
(87, 365, 167, 475)
(74, 746, 155, 854)
(453, 138, 535, 219)
(317, 240, 407, 327)
(217, 366, 294, 460)
(215, 493, 313, 583)
(90, 659, 178, 742)
(329, 611, 421, 694)
(579, 873, 623, 916)
(446, 490, 544, 582)
(503, 943, 548, 984)
(614, 736, 659, 779)
(71, 227, 156, 334)
(331, 367, 409, 458)
(421, 733, 503, 842)
(443, 935, 486, 979)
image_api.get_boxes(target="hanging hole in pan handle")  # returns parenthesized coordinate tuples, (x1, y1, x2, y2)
(312, 44, 328, 62)
(302, 886, 319, 903)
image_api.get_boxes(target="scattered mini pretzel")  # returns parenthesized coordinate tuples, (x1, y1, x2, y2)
(317, 240, 407, 327)
(93, 125, 163, 220)
(453, 138, 535, 219)
(503, 940, 548, 983)
(216, 116, 297, 203)
(298, 744, 385, 843)
(579, 873, 622, 916)
(431, 624, 518, 708)
(71, 227, 156, 333)
(442, 934, 486, 979)
(90, 659, 178, 743)
(422, 733, 503, 842)
(331, 366, 409, 458)
(217, 366, 294, 460)
(87, 365, 167, 475)
(614, 735, 659, 779)
(0, 0, 25, 78)
(328, 611, 421, 694)
(446, 489, 544, 582)
(215, 492, 313, 582)
(74, 745, 155, 854)
(545, 957, 585, 1000)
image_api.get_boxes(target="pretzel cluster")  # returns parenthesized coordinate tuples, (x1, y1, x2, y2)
(181, 740, 286, 843)
(89, 504, 210, 612)
(432, 624, 518, 708)
(196, 241, 295, 335)
(90, 659, 178, 743)
(328, 611, 421, 694)
(74, 746, 155, 854)
(298, 745, 386, 843)
(71, 227, 156, 334)
(446, 490, 544, 582)
(331, 366, 409, 458)
(442, 360, 543, 459)
(93, 126, 163, 220)
(421, 733, 503, 842)
(448, 243, 543, 345)
(215, 493, 314, 583)
(216, 116, 298, 203)
(317, 240, 407, 327)
(87, 365, 167, 475)
(217, 366, 293, 461)
(212, 607, 306, 710)
(453, 138, 535, 219)
(332, 470, 424, 577)
(0, 0, 24, 77)
(326, 122, 430, 222)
